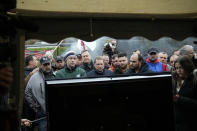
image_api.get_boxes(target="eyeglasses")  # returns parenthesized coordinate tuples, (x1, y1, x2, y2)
(43, 63, 50, 66)
(150, 52, 156, 55)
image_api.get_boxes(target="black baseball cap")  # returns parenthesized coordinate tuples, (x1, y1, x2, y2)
(40, 56, 50, 65)
(55, 56, 63, 62)
(148, 48, 159, 54)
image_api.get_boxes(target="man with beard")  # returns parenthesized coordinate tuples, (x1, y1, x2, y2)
(87, 56, 112, 77)
(25, 56, 55, 131)
(53, 56, 65, 74)
(55, 51, 86, 79)
(126, 53, 151, 75)
(110, 54, 119, 72)
(80, 50, 94, 73)
(146, 48, 168, 72)
(113, 52, 130, 75)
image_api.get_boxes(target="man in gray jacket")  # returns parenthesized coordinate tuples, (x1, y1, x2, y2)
(25, 56, 55, 131)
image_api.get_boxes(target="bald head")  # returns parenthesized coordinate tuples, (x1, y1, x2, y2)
(130, 53, 143, 71)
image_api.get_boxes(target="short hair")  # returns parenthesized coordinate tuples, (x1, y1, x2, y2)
(118, 52, 127, 58)
(81, 50, 90, 55)
(158, 52, 168, 55)
(102, 53, 109, 57)
(179, 45, 193, 56)
(25, 55, 34, 66)
(175, 55, 195, 75)
(133, 49, 141, 54)
(94, 56, 104, 64)
(112, 54, 118, 59)
(170, 54, 179, 60)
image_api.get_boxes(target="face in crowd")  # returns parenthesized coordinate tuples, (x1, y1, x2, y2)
(76, 54, 82, 66)
(55, 60, 65, 70)
(29, 56, 38, 68)
(119, 56, 128, 69)
(66, 55, 77, 69)
(94, 58, 104, 72)
(186, 47, 195, 58)
(148, 52, 158, 62)
(174, 56, 195, 80)
(111, 57, 119, 67)
(102, 55, 109, 68)
(40, 62, 52, 73)
(170, 55, 179, 67)
(158, 52, 168, 64)
(175, 62, 185, 80)
(130, 54, 141, 70)
(111, 40, 117, 51)
(82, 51, 91, 64)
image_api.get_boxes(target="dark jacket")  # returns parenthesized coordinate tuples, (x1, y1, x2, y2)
(80, 61, 94, 73)
(192, 56, 197, 68)
(24, 67, 35, 78)
(113, 64, 130, 76)
(125, 63, 152, 75)
(87, 69, 112, 77)
(172, 71, 197, 131)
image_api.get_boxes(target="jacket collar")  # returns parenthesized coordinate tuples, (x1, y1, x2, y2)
(146, 58, 160, 64)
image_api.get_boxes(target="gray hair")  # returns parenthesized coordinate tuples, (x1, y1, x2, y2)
(179, 45, 193, 56)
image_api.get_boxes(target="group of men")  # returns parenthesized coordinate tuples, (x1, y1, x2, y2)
(22, 43, 197, 131)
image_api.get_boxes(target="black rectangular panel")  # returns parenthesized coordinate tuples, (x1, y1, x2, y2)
(46, 74, 175, 131)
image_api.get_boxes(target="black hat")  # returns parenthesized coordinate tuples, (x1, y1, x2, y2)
(76, 54, 82, 59)
(40, 56, 50, 65)
(55, 56, 63, 62)
(148, 48, 159, 54)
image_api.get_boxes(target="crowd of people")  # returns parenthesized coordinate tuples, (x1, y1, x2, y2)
(1, 39, 196, 131)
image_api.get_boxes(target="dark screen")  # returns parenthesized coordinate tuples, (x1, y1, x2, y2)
(46, 74, 175, 131)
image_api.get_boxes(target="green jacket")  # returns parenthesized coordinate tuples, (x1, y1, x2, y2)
(55, 66, 86, 79)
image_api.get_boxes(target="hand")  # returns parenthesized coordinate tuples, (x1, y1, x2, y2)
(21, 119, 32, 127)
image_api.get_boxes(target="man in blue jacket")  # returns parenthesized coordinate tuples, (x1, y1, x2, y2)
(146, 48, 168, 72)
